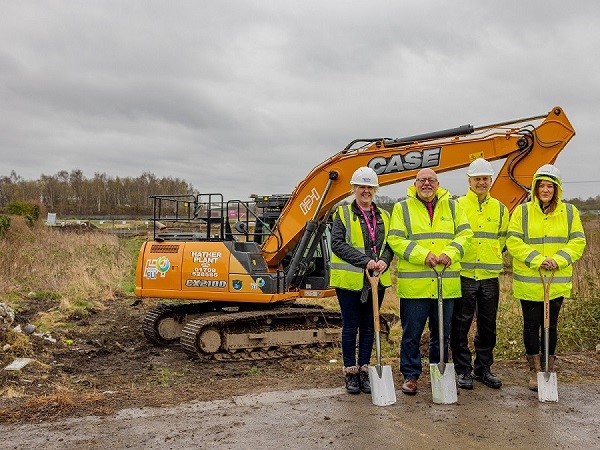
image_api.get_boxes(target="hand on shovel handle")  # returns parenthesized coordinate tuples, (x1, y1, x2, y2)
(365, 269, 381, 334)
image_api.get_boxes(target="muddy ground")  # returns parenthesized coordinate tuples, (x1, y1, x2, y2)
(1, 294, 599, 448)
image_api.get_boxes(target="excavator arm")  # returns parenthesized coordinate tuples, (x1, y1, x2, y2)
(262, 106, 575, 268)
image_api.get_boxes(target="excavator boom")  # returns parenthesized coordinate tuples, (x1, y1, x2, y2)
(262, 106, 574, 267)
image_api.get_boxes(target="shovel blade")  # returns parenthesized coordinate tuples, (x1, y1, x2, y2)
(537, 371, 558, 402)
(430, 362, 457, 404)
(368, 365, 396, 406)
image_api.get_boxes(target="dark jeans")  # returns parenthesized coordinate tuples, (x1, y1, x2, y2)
(399, 298, 453, 380)
(336, 287, 385, 368)
(520, 297, 563, 355)
(450, 277, 499, 376)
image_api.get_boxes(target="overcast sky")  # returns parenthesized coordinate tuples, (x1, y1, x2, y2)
(2, 1, 599, 202)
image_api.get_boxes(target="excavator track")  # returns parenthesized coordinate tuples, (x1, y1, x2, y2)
(143, 302, 233, 346)
(179, 305, 343, 362)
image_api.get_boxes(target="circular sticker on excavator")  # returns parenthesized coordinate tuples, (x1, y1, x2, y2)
(256, 277, 265, 288)
(156, 256, 171, 274)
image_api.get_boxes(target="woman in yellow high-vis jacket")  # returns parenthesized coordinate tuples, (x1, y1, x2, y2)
(330, 167, 393, 395)
(507, 164, 586, 391)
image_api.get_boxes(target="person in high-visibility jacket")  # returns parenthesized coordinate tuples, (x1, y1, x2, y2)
(330, 166, 394, 395)
(451, 158, 509, 391)
(388, 168, 473, 395)
(506, 164, 586, 392)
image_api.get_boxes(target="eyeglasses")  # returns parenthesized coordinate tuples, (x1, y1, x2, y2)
(416, 178, 438, 184)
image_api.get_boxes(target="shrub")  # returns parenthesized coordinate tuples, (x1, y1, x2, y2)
(0, 215, 10, 237)
(5, 200, 41, 226)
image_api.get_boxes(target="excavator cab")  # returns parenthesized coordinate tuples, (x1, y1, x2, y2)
(250, 193, 332, 291)
(144, 192, 332, 296)
(249, 194, 289, 245)
(297, 227, 331, 290)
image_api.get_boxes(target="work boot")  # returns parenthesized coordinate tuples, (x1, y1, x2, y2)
(359, 365, 371, 393)
(547, 355, 556, 372)
(474, 370, 502, 389)
(457, 373, 474, 390)
(344, 366, 360, 394)
(526, 354, 542, 391)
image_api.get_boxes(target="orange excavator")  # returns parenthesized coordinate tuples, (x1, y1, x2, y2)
(135, 106, 575, 361)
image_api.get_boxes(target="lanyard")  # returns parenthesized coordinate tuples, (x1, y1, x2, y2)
(358, 205, 378, 255)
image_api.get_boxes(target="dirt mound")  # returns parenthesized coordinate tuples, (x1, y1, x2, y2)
(53, 221, 99, 233)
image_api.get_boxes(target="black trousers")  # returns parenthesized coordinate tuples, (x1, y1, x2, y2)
(520, 297, 563, 355)
(450, 276, 499, 376)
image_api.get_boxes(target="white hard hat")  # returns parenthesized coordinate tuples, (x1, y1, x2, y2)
(466, 158, 494, 177)
(535, 164, 561, 182)
(350, 166, 379, 187)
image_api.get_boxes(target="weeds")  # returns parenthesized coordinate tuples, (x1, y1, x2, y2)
(0, 329, 30, 356)
(154, 367, 180, 387)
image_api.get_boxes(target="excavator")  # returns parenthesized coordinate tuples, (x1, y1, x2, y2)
(135, 106, 575, 361)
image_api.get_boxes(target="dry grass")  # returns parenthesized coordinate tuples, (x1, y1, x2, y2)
(0, 217, 131, 313)
(0, 217, 134, 341)
(0, 329, 31, 355)
(0, 389, 109, 422)
(0, 385, 27, 399)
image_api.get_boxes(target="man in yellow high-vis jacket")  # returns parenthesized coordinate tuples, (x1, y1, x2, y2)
(451, 159, 509, 390)
(388, 168, 473, 395)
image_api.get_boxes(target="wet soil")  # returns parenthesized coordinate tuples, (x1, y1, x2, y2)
(1, 294, 599, 448)
(0, 295, 347, 423)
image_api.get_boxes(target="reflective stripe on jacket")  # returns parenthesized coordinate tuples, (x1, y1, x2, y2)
(506, 174, 586, 301)
(330, 204, 392, 290)
(457, 189, 509, 280)
(387, 186, 473, 299)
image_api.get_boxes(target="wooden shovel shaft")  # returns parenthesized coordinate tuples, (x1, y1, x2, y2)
(366, 269, 382, 367)
(366, 270, 381, 332)
(539, 269, 555, 374)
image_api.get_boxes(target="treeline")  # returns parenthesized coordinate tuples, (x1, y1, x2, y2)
(2, 169, 600, 218)
(0, 170, 193, 216)
(568, 196, 600, 211)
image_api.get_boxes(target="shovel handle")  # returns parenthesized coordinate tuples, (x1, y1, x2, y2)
(539, 269, 555, 373)
(366, 269, 383, 368)
(432, 265, 447, 368)
(539, 269, 555, 329)
(365, 269, 381, 332)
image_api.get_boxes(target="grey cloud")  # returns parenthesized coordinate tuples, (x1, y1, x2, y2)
(1, 1, 600, 201)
